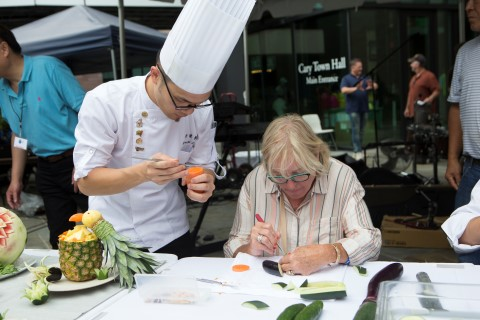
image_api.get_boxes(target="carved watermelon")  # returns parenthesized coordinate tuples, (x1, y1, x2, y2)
(0, 207, 27, 265)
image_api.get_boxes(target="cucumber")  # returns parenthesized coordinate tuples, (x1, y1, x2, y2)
(352, 301, 376, 320)
(276, 303, 306, 320)
(296, 281, 347, 300)
(293, 300, 323, 320)
(241, 300, 270, 310)
(272, 282, 288, 290)
(300, 279, 308, 287)
(354, 265, 368, 276)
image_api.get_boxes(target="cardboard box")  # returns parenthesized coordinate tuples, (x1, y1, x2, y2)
(381, 215, 451, 249)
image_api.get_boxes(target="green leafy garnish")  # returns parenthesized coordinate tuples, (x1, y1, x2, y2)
(0, 309, 8, 320)
(94, 267, 110, 280)
(0, 264, 17, 276)
(25, 256, 50, 281)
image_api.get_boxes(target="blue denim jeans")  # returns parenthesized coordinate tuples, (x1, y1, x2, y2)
(455, 157, 480, 209)
(348, 112, 368, 152)
(454, 156, 480, 264)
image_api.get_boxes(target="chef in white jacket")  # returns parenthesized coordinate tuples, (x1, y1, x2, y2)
(442, 179, 480, 264)
(73, 0, 256, 258)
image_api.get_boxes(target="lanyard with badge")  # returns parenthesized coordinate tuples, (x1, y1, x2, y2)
(10, 85, 28, 151)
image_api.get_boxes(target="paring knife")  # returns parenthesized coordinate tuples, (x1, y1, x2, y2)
(196, 278, 237, 288)
(132, 157, 209, 167)
(416, 272, 447, 311)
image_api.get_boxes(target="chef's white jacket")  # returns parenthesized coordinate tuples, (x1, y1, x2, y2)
(74, 75, 217, 251)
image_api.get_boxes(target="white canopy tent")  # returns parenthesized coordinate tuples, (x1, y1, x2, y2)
(12, 5, 168, 77)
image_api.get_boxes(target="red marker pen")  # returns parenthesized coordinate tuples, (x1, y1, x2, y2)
(255, 213, 285, 255)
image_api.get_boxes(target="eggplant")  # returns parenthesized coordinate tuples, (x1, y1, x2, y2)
(262, 260, 283, 277)
(353, 262, 403, 320)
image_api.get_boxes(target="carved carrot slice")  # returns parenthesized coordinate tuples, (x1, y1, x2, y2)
(185, 167, 204, 184)
(232, 264, 250, 272)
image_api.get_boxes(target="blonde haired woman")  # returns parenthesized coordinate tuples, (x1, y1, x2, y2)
(224, 114, 381, 275)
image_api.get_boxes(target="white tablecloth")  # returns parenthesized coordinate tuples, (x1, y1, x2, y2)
(0, 249, 177, 320)
(77, 255, 480, 320)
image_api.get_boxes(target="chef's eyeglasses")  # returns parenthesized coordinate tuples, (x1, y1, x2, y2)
(267, 172, 311, 184)
(156, 65, 214, 110)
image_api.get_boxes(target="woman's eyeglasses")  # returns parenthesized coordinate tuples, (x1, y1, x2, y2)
(156, 65, 214, 110)
(267, 172, 311, 184)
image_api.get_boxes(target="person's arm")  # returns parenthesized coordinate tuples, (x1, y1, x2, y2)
(224, 169, 279, 258)
(459, 216, 480, 245)
(423, 88, 440, 105)
(337, 182, 382, 265)
(341, 82, 363, 94)
(442, 180, 480, 251)
(77, 155, 186, 196)
(445, 104, 463, 190)
(280, 171, 381, 275)
(279, 242, 349, 276)
(404, 78, 414, 118)
(423, 73, 441, 104)
(6, 133, 27, 209)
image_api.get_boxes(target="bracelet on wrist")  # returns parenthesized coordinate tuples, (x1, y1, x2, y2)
(331, 243, 341, 265)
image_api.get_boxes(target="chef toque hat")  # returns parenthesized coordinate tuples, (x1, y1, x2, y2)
(160, 0, 256, 94)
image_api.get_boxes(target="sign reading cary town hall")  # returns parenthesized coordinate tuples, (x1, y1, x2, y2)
(297, 56, 347, 85)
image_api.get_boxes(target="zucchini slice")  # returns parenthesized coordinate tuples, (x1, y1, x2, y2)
(285, 281, 297, 291)
(242, 300, 270, 310)
(272, 282, 288, 290)
(296, 281, 347, 300)
(353, 265, 368, 276)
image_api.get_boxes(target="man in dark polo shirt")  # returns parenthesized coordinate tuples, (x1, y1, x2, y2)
(340, 58, 378, 160)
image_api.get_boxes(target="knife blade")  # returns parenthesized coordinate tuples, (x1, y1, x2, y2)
(196, 278, 237, 288)
(416, 272, 446, 311)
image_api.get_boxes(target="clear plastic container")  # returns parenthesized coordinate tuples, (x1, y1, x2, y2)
(134, 274, 210, 304)
(376, 281, 480, 319)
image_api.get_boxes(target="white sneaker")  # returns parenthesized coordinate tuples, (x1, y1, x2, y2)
(354, 152, 364, 161)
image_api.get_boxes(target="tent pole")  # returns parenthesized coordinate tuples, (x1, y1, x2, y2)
(110, 48, 118, 80)
(243, 27, 250, 106)
(459, 0, 466, 43)
(118, 0, 127, 78)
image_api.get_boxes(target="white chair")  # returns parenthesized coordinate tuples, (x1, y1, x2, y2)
(302, 114, 337, 150)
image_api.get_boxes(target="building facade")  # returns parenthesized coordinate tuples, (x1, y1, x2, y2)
(246, 0, 470, 150)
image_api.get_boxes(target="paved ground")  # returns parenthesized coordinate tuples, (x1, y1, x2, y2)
(2, 148, 459, 263)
